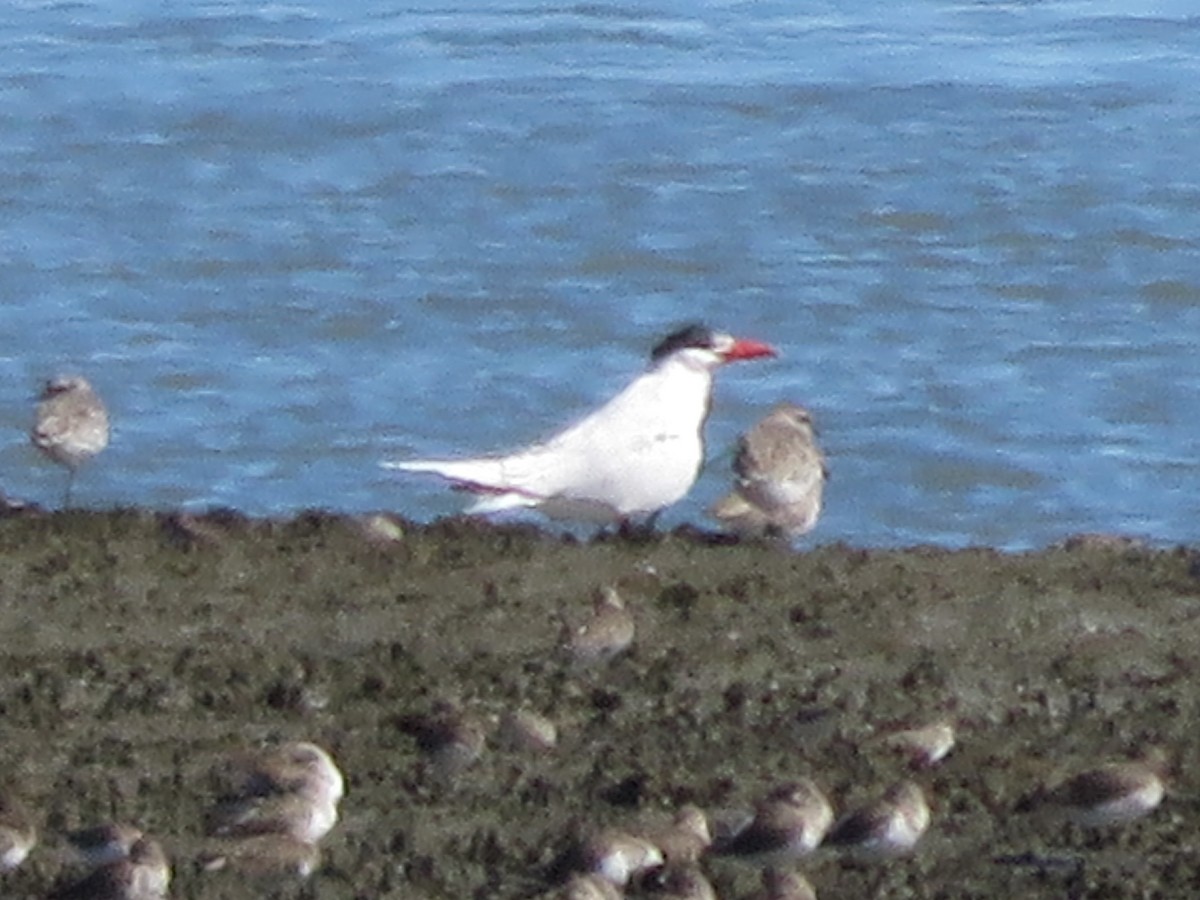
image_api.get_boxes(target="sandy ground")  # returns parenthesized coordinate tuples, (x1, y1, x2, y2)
(0, 509, 1197, 899)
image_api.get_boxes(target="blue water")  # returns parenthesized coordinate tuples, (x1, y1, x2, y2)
(2, 0, 1199, 549)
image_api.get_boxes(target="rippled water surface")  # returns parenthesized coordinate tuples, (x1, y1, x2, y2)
(3, 0, 1199, 549)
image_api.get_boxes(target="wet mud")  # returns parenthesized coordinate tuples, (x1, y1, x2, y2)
(0, 509, 1197, 898)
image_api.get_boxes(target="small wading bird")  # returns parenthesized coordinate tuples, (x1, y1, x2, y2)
(221, 741, 345, 809)
(824, 781, 930, 859)
(384, 325, 776, 528)
(565, 586, 636, 666)
(207, 741, 344, 844)
(577, 827, 663, 887)
(31, 375, 109, 507)
(64, 822, 143, 869)
(0, 793, 36, 873)
(1019, 749, 1168, 828)
(49, 836, 169, 900)
(712, 779, 834, 862)
(761, 867, 818, 900)
(709, 401, 827, 539)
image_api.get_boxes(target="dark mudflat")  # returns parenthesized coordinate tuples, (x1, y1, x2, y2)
(0, 509, 1195, 899)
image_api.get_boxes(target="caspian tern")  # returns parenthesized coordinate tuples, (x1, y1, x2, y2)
(383, 325, 776, 525)
(708, 402, 827, 539)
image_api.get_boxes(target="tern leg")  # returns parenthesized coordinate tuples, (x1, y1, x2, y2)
(617, 512, 661, 543)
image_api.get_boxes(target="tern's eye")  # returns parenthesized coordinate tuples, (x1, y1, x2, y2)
(711, 335, 735, 354)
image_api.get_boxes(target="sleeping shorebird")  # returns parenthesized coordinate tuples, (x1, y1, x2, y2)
(32, 375, 109, 506)
(1024, 750, 1167, 828)
(713, 780, 833, 862)
(579, 827, 664, 887)
(208, 740, 344, 843)
(761, 867, 818, 900)
(882, 720, 957, 769)
(384, 324, 775, 527)
(207, 790, 338, 844)
(566, 587, 636, 665)
(709, 402, 826, 539)
(222, 741, 345, 807)
(824, 781, 930, 859)
(0, 793, 36, 872)
(49, 836, 169, 900)
(64, 822, 143, 869)
(639, 804, 711, 866)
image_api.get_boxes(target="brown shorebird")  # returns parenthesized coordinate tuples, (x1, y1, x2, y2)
(713, 780, 833, 862)
(208, 740, 344, 843)
(49, 836, 169, 900)
(1034, 751, 1167, 827)
(566, 587, 636, 665)
(32, 374, 109, 506)
(579, 827, 663, 887)
(710, 402, 827, 539)
(761, 867, 818, 900)
(0, 793, 36, 872)
(825, 781, 930, 859)
(222, 741, 345, 807)
(64, 822, 143, 869)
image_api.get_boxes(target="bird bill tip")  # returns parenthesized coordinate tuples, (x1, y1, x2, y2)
(381, 459, 427, 472)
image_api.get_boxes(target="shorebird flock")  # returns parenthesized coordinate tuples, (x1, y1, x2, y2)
(0, 663, 1172, 899)
(378, 583, 1171, 900)
(518, 588, 1171, 897)
(0, 741, 343, 899)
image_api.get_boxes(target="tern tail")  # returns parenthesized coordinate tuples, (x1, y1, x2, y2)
(383, 457, 502, 486)
(382, 457, 543, 504)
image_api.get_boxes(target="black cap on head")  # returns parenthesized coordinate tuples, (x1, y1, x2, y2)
(650, 324, 715, 362)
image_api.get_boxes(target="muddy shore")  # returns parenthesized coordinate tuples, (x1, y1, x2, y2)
(0, 509, 1196, 899)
